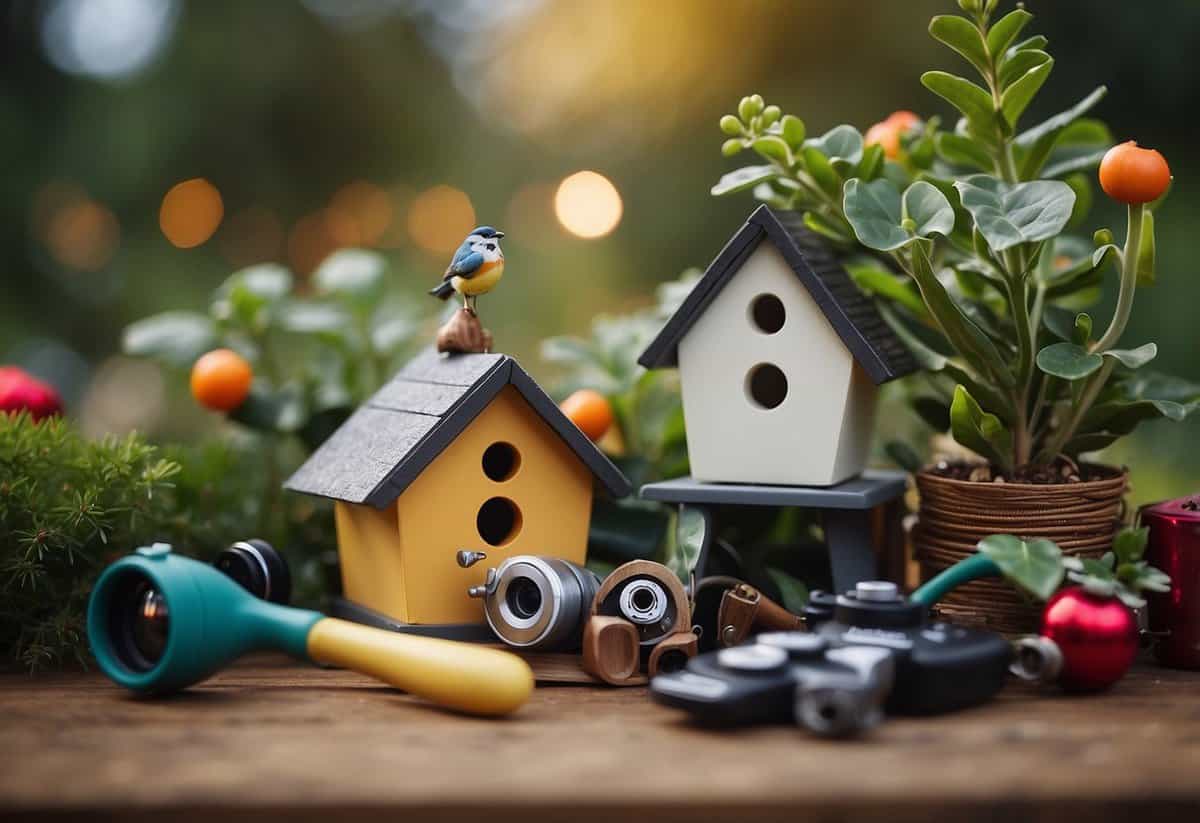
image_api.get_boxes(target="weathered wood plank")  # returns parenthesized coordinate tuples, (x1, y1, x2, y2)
(1, 656, 1198, 822)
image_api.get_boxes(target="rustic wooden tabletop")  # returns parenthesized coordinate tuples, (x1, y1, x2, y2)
(1, 654, 1197, 822)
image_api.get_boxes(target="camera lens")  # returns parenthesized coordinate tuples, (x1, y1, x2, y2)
(506, 576, 543, 620)
(108, 574, 169, 672)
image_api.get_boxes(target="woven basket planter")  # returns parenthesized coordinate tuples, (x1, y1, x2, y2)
(913, 465, 1128, 635)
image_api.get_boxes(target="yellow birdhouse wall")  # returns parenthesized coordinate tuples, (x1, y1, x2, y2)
(335, 385, 595, 625)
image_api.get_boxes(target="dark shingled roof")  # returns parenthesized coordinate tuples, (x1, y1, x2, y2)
(638, 205, 919, 385)
(284, 347, 631, 507)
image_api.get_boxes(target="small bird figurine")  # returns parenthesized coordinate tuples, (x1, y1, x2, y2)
(429, 226, 505, 314)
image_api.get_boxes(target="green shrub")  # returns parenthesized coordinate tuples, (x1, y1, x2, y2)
(0, 412, 180, 670)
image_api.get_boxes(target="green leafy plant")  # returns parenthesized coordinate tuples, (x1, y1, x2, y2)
(716, 1, 1199, 475)
(977, 526, 1169, 607)
(0, 412, 180, 670)
(123, 249, 424, 450)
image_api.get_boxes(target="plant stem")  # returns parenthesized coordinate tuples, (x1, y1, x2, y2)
(1092, 202, 1144, 353)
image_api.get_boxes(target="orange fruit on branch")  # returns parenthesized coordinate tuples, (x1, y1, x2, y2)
(559, 389, 614, 442)
(1098, 141, 1171, 204)
(191, 348, 253, 412)
(864, 110, 922, 159)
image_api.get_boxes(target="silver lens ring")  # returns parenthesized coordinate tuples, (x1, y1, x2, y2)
(230, 540, 273, 602)
(618, 579, 668, 625)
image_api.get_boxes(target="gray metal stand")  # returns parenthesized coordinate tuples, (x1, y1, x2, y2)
(639, 470, 907, 594)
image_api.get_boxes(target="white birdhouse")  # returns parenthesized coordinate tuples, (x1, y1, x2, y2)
(639, 206, 918, 487)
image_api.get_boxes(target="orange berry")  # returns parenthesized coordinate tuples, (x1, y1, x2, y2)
(1099, 141, 1171, 204)
(886, 110, 922, 131)
(190, 348, 253, 412)
(559, 389, 614, 443)
(864, 121, 902, 159)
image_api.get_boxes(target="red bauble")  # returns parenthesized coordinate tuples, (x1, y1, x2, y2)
(0, 367, 63, 421)
(1041, 587, 1138, 691)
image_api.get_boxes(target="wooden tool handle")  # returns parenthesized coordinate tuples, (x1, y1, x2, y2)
(581, 616, 646, 686)
(306, 618, 533, 716)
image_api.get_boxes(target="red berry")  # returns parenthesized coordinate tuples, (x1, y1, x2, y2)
(0, 367, 63, 421)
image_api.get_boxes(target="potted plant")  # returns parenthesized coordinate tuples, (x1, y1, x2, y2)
(713, 0, 1198, 631)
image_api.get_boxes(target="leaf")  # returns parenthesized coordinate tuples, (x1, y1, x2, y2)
(121, 311, 217, 367)
(935, 132, 993, 171)
(1000, 58, 1053, 127)
(752, 135, 791, 165)
(954, 175, 1075, 251)
(1072, 313, 1092, 346)
(1037, 342, 1103, 380)
(1136, 209, 1156, 286)
(857, 142, 885, 180)
(904, 181, 957, 238)
(921, 71, 996, 132)
(1113, 526, 1149, 565)
(801, 147, 842, 199)
(987, 8, 1033, 58)
(1078, 398, 1188, 437)
(1104, 343, 1157, 369)
(950, 384, 1013, 471)
(1043, 147, 1109, 179)
(802, 210, 852, 245)
(845, 261, 927, 316)
(843, 179, 954, 252)
(977, 534, 1064, 601)
(670, 505, 709, 580)
(765, 568, 809, 613)
(844, 178, 907, 251)
(314, 249, 386, 306)
(278, 301, 350, 334)
(803, 125, 864, 166)
(997, 49, 1050, 89)
(228, 383, 307, 433)
(913, 396, 951, 432)
(930, 14, 989, 74)
(711, 165, 778, 196)
(1016, 86, 1107, 148)
(226, 263, 293, 302)
(885, 440, 925, 473)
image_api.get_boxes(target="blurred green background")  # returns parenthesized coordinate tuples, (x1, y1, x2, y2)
(2, 0, 1198, 504)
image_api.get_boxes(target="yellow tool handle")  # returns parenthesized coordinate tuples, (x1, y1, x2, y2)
(306, 617, 533, 716)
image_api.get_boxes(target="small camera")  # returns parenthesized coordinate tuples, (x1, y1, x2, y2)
(467, 555, 601, 651)
(651, 581, 1012, 736)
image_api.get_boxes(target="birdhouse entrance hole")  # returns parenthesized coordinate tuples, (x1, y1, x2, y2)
(749, 293, 786, 334)
(477, 496, 522, 546)
(482, 441, 521, 481)
(746, 363, 788, 410)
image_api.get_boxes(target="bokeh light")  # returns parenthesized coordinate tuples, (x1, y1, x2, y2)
(160, 178, 224, 249)
(38, 187, 121, 271)
(41, 0, 181, 81)
(554, 171, 622, 239)
(406, 185, 476, 255)
(327, 181, 393, 247)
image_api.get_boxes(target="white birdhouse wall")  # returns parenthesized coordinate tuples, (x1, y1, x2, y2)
(676, 242, 878, 486)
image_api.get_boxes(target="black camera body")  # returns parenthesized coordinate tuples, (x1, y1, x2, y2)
(650, 581, 1012, 736)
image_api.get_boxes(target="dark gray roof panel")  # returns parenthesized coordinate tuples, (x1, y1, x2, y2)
(284, 347, 631, 506)
(637, 205, 919, 385)
(284, 406, 439, 505)
(397, 347, 505, 386)
(370, 379, 468, 416)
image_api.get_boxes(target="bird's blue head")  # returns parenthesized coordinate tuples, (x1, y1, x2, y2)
(463, 226, 505, 260)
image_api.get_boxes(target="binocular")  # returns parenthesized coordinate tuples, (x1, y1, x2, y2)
(87, 543, 533, 716)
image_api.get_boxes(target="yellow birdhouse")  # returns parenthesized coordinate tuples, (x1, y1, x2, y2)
(285, 348, 630, 636)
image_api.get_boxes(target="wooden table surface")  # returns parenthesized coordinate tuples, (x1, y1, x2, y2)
(2, 654, 1198, 822)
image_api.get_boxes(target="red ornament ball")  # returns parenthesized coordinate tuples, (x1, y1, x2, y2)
(1041, 587, 1138, 691)
(0, 366, 62, 421)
